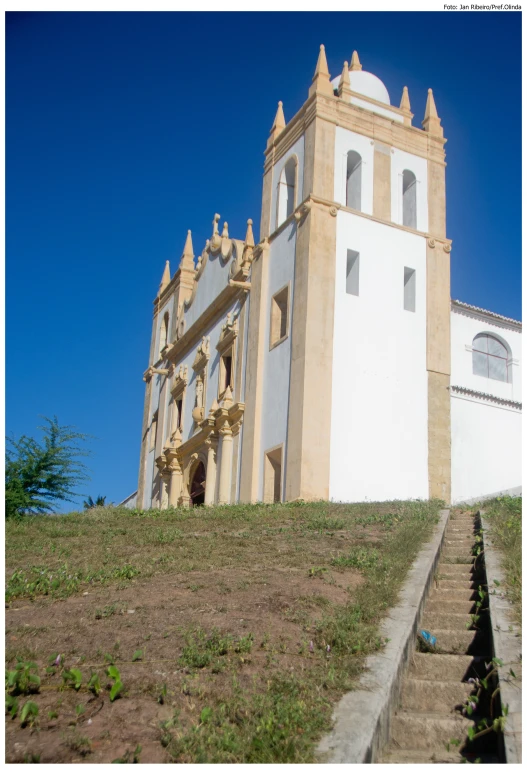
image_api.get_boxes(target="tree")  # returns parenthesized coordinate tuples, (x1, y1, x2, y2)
(83, 495, 106, 510)
(5, 417, 91, 519)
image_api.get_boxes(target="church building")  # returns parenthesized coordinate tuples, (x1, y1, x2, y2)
(136, 47, 522, 510)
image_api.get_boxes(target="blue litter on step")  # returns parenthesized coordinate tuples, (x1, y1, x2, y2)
(420, 630, 437, 646)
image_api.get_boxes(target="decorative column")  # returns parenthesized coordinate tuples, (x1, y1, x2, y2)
(218, 421, 233, 505)
(204, 439, 218, 506)
(168, 460, 182, 507)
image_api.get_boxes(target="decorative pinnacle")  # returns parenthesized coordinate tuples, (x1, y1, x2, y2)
(222, 221, 229, 239)
(270, 100, 286, 138)
(222, 385, 233, 408)
(180, 229, 195, 271)
(338, 61, 351, 98)
(159, 260, 171, 293)
(422, 88, 443, 137)
(424, 88, 438, 119)
(400, 85, 411, 112)
(350, 50, 362, 71)
(309, 44, 333, 97)
(245, 218, 255, 247)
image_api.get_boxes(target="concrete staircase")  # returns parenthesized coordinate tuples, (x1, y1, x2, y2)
(379, 511, 498, 764)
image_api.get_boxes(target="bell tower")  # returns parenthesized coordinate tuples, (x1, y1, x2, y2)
(240, 46, 452, 504)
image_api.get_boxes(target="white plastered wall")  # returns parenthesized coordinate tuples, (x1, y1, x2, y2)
(334, 126, 374, 213)
(450, 307, 522, 402)
(451, 395, 521, 504)
(258, 221, 296, 500)
(270, 136, 304, 235)
(391, 148, 428, 233)
(329, 211, 429, 502)
(450, 306, 522, 503)
(183, 247, 237, 330)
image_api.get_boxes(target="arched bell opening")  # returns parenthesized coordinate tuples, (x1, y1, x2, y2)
(189, 461, 206, 506)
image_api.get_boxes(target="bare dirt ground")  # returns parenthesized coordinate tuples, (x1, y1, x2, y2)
(5, 500, 441, 763)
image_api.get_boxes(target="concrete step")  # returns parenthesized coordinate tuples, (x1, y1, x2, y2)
(443, 542, 476, 552)
(436, 563, 480, 578)
(430, 628, 487, 655)
(379, 748, 465, 763)
(428, 587, 477, 601)
(435, 577, 477, 590)
(389, 711, 473, 750)
(408, 653, 483, 682)
(421, 611, 474, 630)
(442, 551, 475, 562)
(440, 558, 474, 568)
(426, 599, 475, 615)
(400, 678, 470, 713)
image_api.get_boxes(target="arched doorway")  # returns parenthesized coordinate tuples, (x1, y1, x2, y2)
(189, 461, 206, 506)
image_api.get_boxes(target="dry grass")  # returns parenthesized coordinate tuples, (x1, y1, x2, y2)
(5, 499, 442, 763)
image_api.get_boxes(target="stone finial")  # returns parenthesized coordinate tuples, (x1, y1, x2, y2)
(222, 221, 229, 239)
(338, 61, 352, 99)
(212, 213, 220, 235)
(309, 44, 333, 97)
(159, 260, 171, 293)
(400, 86, 411, 112)
(245, 218, 255, 248)
(422, 88, 443, 137)
(269, 101, 286, 143)
(221, 385, 234, 409)
(180, 230, 195, 271)
(349, 50, 362, 72)
(399, 86, 413, 126)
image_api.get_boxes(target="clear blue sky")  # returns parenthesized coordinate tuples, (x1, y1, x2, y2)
(6, 11, 522, 509)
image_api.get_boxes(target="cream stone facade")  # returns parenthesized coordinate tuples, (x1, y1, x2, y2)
(136, 47, 521, 509)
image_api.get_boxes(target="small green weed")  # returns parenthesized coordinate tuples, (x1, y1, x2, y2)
(331, 546, 380, 571)
(112, 744, 142, 763)
(6, 660, 41, 695)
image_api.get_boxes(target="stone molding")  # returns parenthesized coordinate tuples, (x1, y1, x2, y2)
(192, 336, 210, 374)
(170, 364, 188, 396)
(450, 384, 522, 410)
(451, 300, 522, 331)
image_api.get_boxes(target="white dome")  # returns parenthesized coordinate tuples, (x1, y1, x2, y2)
(331, 69, 390, 106)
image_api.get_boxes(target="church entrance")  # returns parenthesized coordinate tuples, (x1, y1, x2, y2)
(189, 462, 206, 506)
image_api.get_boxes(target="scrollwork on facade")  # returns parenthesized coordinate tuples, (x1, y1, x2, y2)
(192, 336, 210, 373)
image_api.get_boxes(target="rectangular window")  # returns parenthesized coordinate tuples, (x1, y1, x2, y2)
(270, 285, 289, 349)
(176, 399, 183, 430)
(149, 412, 158, 451)
(346, 250, 360, 296)
(264, 446, 283, 503)
(404, 267, 416, 312)
(223, 355, 232, 391)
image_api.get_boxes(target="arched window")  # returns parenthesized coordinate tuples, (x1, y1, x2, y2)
(277, 156, 296, 226)
(346, 151, 362, 211)
(160, 311, 169, 356)
(402, 169, 417, 229)
(472, 334, 510, 383)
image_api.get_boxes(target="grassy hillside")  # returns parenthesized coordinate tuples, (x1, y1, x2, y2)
(6, 499, 442, 763)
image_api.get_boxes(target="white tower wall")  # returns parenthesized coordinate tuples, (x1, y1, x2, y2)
(329, 211, 429, 502)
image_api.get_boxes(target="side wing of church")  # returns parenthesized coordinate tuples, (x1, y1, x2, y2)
(136, 47, 522, 509)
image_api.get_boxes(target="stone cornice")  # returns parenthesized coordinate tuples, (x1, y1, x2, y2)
(264, 193, 452, 249)
(451, 300, 522, 331)
(265, 90, 446, 172)
(450, 385, 522, 410)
